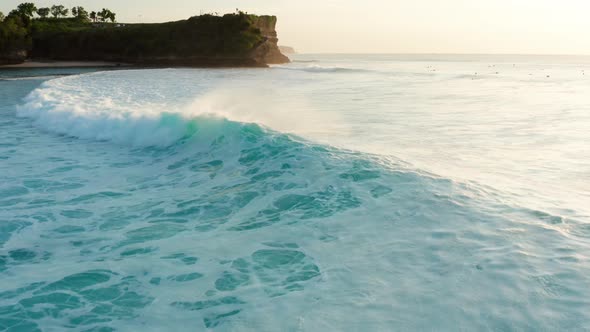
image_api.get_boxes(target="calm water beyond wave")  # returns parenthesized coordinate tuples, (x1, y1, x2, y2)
(1, 54, 589, 331)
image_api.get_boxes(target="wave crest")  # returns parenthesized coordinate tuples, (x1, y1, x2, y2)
(16, 71, 339, 147)
(18, 80, 205, 146)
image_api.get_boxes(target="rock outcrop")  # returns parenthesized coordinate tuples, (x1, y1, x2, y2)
(2, 13, 289, 67)
(250, 16, 290, 64)
(0, 49, 27, 65)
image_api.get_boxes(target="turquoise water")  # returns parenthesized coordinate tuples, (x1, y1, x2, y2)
(1, 55, 589, 331)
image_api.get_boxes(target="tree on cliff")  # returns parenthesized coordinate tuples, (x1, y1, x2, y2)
(71, 6, 89, 21)
(0, 14, 30, 56)
(50, 5, 68, 19)
(4, 3, 37, 26)
(97, 10, 105, 22)
(97, 9, 116, 23)
(16, 3, 37, 19)
(36, 7, 50, 19)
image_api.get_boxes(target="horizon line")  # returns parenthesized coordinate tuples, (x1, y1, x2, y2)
(290, 52, 590, 57)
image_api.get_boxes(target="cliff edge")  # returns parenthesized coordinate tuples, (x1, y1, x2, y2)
(250, 16, 290, 64)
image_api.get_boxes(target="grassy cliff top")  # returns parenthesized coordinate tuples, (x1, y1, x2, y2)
(35, 13, 263, 54)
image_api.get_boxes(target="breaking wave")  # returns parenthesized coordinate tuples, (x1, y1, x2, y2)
(3, 68, 589, 331)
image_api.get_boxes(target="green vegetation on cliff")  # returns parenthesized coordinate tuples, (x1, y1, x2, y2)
(0, 3, 116, 64)
(0, 3, 288, 66)
(32, 13, 264, 63)
(0, 11, 31, 63)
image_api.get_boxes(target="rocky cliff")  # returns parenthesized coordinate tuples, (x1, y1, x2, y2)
(2, 13, 289, 67)
(0, 50, 27, 65)
(250, 16, 290, 64)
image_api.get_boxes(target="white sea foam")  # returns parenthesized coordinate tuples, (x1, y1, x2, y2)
(18, 78, 191, 147)
(17, 70, 346, 147)
(2, 55, 590, 331)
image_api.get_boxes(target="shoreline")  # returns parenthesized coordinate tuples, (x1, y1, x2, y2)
(0, 60, 131, 69)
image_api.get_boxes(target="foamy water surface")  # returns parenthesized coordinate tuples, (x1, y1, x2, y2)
(1, 55, 589, 331)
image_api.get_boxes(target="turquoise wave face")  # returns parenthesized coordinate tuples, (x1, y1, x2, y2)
(1, 66, 590, 331)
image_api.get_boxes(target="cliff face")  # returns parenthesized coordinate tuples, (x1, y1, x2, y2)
(24, 14, 289, 67)
(0, 49, 27, 65)
(250, 16, 290, 64)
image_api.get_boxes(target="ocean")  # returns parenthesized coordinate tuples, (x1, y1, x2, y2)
(1, 54, 589, 331)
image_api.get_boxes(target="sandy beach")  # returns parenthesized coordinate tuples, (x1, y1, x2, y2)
(0, 60, 130, 68)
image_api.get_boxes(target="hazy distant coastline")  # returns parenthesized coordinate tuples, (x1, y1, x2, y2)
(279, 46, 297, 55)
